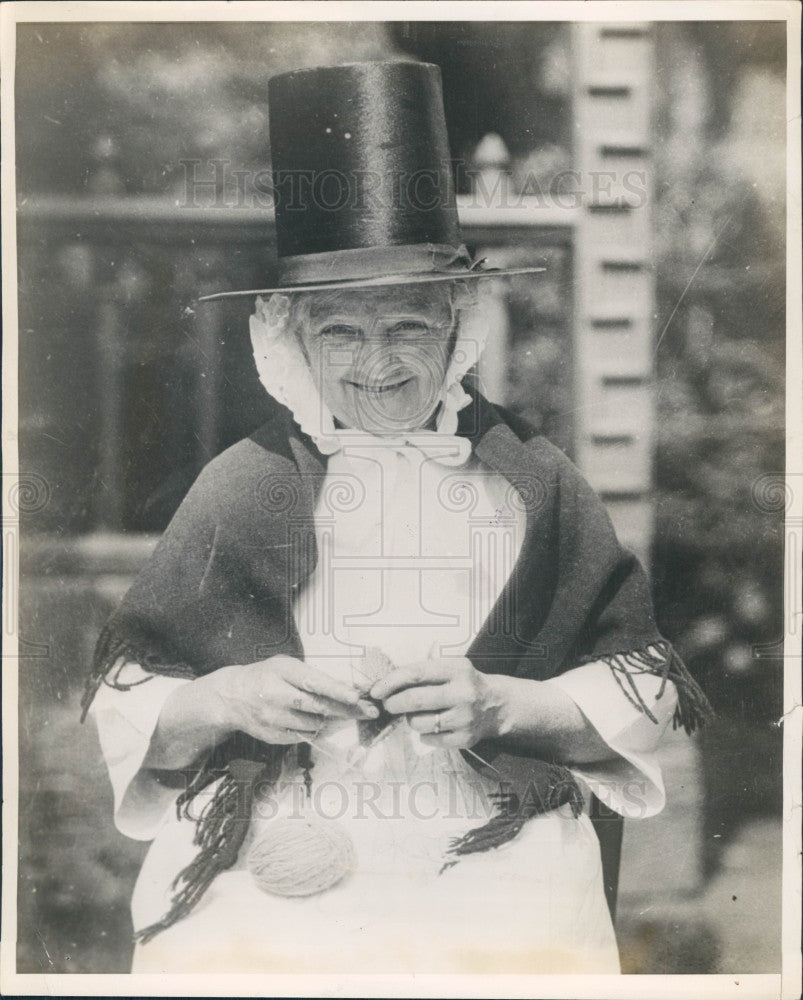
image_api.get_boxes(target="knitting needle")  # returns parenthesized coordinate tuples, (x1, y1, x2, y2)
(366, 717, 402, 750)
(462, 746, 504, 778)
(305, 738, 339, 765)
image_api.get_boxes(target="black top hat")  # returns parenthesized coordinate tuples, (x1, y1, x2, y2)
(201, 61, 543, 300)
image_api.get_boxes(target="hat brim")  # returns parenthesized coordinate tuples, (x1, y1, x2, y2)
(196, 265, 545, 302)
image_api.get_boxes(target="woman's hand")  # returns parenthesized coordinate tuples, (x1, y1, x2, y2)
(370, 657, 507, 749)
(371, 656, 621, 764)
(209, 655, 379, 745)
(145, 656, 379, 771)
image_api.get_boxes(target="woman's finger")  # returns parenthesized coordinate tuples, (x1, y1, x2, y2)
(274, 708, 327, 734)
(286, 660, 363, 707)
(383, 683, 456, 716)
(370, 660, 455, 701)
(287, 689, 378, 720)
(406, 706, 467, 733)
(419, 729, 469, 749)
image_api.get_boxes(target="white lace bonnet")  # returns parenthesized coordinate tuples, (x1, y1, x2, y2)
(248, 283, 492, 454)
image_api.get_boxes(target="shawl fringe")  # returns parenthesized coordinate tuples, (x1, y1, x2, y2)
(440, 764, 584, 874)
(582, 639, 714, 736)
(135, 755, 283, 944)
(79, 622, 196, 723)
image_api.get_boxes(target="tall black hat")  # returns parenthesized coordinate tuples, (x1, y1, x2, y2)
(202, 61, 543, 299)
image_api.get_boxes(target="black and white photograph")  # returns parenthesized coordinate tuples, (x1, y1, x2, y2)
(1, 2, 800, 996)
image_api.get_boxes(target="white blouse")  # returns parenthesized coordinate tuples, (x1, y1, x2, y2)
(91, 441, 677, 974)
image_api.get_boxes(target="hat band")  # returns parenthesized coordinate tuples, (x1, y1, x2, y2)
(277, 243, 473, 286)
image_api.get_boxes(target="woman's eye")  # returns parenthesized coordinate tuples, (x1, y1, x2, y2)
(390, 321, 431, 337)
(319, 325, 360, 340)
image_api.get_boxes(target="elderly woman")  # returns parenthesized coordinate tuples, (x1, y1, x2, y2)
(83, 62, 710, 974)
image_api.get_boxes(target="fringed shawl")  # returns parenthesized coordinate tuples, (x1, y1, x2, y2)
(81, 388, 712, 940)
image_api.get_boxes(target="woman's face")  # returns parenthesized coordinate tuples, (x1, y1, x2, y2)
(295, 284, 456, 434)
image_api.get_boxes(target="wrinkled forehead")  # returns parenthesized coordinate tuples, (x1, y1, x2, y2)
(292, 282, 455, 325)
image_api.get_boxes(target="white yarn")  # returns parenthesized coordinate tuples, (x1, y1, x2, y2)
(247, 815, 356, 897)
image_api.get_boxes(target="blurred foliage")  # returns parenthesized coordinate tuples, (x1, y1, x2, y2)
(651, 23, 786, 723)
(16, 22, 398, 196)
(16, 22, 570, 200)
(390, 21, 570, 174)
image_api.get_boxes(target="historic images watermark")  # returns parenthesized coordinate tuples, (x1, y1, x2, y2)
(177, 158, 650, 212)
(177, 771, 656, 824)
(2, 473, 51, 659)
(751, 473, 802, 662)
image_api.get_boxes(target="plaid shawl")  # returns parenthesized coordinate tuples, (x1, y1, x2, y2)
(81, 387, 711, 940)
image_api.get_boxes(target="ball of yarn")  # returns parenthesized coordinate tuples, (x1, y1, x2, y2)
(247, 816, 356, 897)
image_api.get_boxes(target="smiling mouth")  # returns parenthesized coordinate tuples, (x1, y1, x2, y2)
(346, 377, 413, 394)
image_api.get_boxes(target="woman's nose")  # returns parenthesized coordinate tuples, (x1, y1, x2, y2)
(363, 321, 394, 344)
(357, 329, 397, 360)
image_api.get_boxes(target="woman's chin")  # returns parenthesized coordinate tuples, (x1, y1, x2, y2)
(336, 383, 440, 435)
